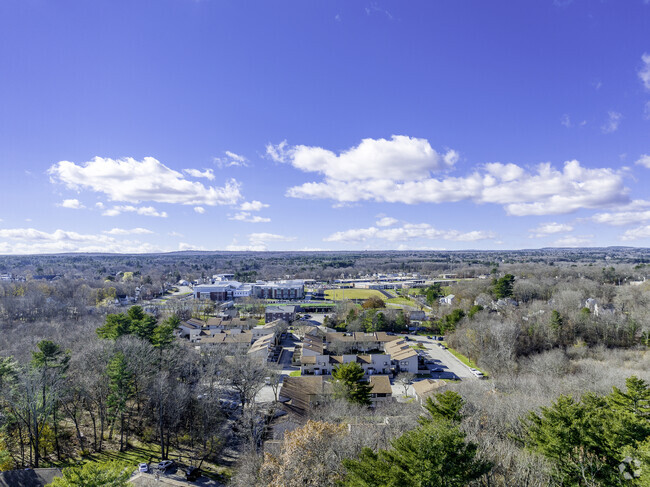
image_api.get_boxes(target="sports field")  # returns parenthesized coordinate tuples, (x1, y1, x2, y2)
(324, 288, 387, 301)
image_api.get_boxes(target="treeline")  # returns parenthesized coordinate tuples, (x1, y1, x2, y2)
(0, 306, 278, 471)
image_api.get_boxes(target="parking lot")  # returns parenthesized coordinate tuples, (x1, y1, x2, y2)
(410, 336, 478, 381)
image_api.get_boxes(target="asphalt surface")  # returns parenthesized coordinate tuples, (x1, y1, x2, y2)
(412, 336, 477, 381)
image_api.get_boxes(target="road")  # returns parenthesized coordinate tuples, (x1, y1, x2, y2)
(412, 335, 477, 380)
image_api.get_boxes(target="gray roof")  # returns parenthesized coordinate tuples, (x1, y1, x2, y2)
(0, 468, 62, 487)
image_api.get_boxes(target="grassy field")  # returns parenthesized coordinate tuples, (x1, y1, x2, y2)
(385, 297, 418, 307)
(325, 289, 387, 301)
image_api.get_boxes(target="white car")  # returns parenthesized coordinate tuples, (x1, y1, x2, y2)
(157, 460, 175, 471)
(138, 463, 149, 473)
(469, 368, 484, 378)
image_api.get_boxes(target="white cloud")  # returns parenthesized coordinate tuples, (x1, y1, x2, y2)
(178, 242, 207, 251)
(266, 140, 290, 162)
(640, 53, 650, 90)
(249, 233, 296, 245)
(214, 151, 248, 168)
(635, 154, 650, 168)
(286, 157, 627, 216)
(529, 222, 573, 237)
(268, 135, 457, 182)
(621, 225, 650, 241)
(0, 227, 163, 254)
(376, 217, 398, 227)
(95, 202, 105, 209)
(601, 111, 622, 134)
(324, 222, 495, 243)
(104, 227, 154, 235)
(102, 205, 168, 218)
(553, 235, 593, 247)
(184, 168, 215, 180)
(225, 232, 295, 251)
(58, 199, 84, 209)
(644, 101, 650, 120)
(228, 212, 271, 223)
(194, 206, 206, 214)
(168, 231, 184, 238)
(592, 209, 650, 226)
(49, 156, 241, 206)
(561, 114, 572, 128)
(240, 200, 269, 212)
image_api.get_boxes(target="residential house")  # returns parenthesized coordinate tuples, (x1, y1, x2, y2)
(279, 375, 393, 415)
(300, 353, 392, 376)
(0, 468, 62, 487)
(265, 305, 297, 323)
(384, 339, 419, 374)
(439, 294, 455, 305)
(412, 379, 446, 405)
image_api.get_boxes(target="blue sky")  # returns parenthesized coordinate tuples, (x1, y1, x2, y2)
(1, 0, 650, 254)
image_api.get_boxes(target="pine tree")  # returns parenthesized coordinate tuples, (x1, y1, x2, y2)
(343, 420, 491, 487)
(331, 362, 372, 406)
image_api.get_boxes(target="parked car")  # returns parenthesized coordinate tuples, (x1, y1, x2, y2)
(157, 460, 175, 471)
(469, 368, 485, 378)
(138, 463, 149, 473)
(185, 466, 201, 480)
(431, 367, 444, 373)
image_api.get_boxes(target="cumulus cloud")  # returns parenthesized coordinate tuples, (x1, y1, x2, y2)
(376, 217, 398, 227)
(553, 235, 593, 247)
(268, 135, 457, 182)
(592, 209, 650, 226)
(324, 222, 495, 243)
(0, 227, 162, 254)
(240, 200, 269, 212)
(214, 151, 248, 168)
(286, 156, 627, 216)
(640, 53, 650, 90)
(194, 207, 206, 214)
(178, 242, 207, 251)
(49, 156, 242, 206)
(621, 225, 650, 241)
(529, 222, 573, 237)
(102, 205, 168, 218)
(225, 232, 295, 251)
(635, 154, 650, 168)
(58, 199, 84, 209)
(561, 114, 572, 128)
(184, 168, 215, 180)
(104, 228, 154, 235)
(228, 212, 271, 223)
(601, 111, 622, 134)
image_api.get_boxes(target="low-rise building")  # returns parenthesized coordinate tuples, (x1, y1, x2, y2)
(279, 375, 393, 415)
(300, 353, 392, 376)
(412, 379, 446, 405)
(265, 305, 297, 323)
(384, 339, 419, 374)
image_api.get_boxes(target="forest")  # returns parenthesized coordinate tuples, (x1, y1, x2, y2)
(0, 249, 649, 486)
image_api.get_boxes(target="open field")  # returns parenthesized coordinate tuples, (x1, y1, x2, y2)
(324, 289, 387, 301)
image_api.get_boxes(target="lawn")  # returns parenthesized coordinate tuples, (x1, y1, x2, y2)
(289, 370, 301, 377)
(385, 297, 418, 307)
(325, 289, 387, 301)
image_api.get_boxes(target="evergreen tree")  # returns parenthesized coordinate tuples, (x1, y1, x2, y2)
(492, 274, 515, 299)
(106, 352, 134, 452)
(50, 460, 131, 487)
(343, 420, 491, 487)
(420, 390, 465, 424)
(331, 362, 372, 407)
